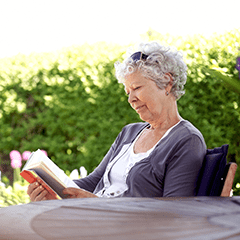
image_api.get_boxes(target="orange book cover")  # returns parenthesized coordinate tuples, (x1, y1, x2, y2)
(20, 170, 60, 199)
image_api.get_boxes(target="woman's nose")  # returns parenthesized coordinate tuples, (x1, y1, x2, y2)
(128, 91, 137, 104)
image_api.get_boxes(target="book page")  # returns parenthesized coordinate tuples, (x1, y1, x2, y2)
(23, 149, 80, 189)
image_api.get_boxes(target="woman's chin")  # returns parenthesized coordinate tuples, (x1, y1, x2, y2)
(138, 114, 150, 123)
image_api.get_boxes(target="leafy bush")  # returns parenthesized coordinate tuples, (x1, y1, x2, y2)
(0, 181, 30, 207)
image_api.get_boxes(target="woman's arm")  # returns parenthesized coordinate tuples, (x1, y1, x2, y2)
(73, 125, 130, 192)
(163, 134, 206, 197)
(73, 135, 120, 192)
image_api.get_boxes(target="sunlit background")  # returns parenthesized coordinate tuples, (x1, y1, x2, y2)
(0, 0, 239, 58)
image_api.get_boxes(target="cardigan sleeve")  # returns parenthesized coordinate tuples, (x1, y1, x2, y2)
(162, 134, 206, 197)
(73, 127, 124, 192)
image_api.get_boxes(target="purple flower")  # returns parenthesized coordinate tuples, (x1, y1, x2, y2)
(10, 150, 22, 161)
(22, 151, 32, 161)
(11, 158, 22, 168)
(9, 150, 22, 169)
(236, 57, 240, 79)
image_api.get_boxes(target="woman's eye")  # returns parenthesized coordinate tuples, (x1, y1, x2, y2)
(126, 86, 141, 96)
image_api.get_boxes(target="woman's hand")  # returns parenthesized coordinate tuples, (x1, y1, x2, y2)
(63, 187, 98, 198)
(27, 182, 56, 202)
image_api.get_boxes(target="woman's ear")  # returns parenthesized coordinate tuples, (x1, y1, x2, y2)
(165, 73, 173, 93)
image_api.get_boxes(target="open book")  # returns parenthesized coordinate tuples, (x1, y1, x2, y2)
(20, 149, 80, 199)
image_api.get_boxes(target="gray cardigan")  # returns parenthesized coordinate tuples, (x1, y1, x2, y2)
(74, 120, 206, 197)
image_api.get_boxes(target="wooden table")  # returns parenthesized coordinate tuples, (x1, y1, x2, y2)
(1, 197, 240, 240)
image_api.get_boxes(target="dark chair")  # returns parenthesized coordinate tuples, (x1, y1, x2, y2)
(195, 144, 237, 197)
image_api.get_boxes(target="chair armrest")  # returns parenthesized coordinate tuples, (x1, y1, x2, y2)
(221, 163, 237, 197)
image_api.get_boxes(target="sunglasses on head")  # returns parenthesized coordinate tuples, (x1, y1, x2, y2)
(130, 51, 173, 77)
(130, 51, 148, 61)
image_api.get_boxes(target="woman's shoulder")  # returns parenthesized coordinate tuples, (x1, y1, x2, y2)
(178, 119, 204, 138)
(169, 119, 206, 147)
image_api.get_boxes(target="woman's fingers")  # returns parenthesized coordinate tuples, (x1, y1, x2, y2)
(27, 182, 48, 202)
(34, 187, 48, 202)
(27, 182, 39, 196)
(63, 188, 98, 198)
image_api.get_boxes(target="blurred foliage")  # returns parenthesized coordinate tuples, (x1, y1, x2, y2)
(0, 28, 240, 198)
(0, 181, 30, 207)
(202, 68, 240, 94)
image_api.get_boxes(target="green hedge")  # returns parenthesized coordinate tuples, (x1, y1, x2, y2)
(0, 29, 240, 195)
(0, 43, 140, 184)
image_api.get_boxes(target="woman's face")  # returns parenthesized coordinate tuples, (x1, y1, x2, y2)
(124, 71, 169, 123)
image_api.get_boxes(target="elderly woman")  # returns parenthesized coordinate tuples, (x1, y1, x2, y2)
(28, 41, 206, 201)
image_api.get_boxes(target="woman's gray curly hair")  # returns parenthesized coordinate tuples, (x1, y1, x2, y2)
(114, 42, 188, 100)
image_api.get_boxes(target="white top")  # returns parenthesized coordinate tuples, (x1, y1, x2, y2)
(96, 120, 183, 198)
